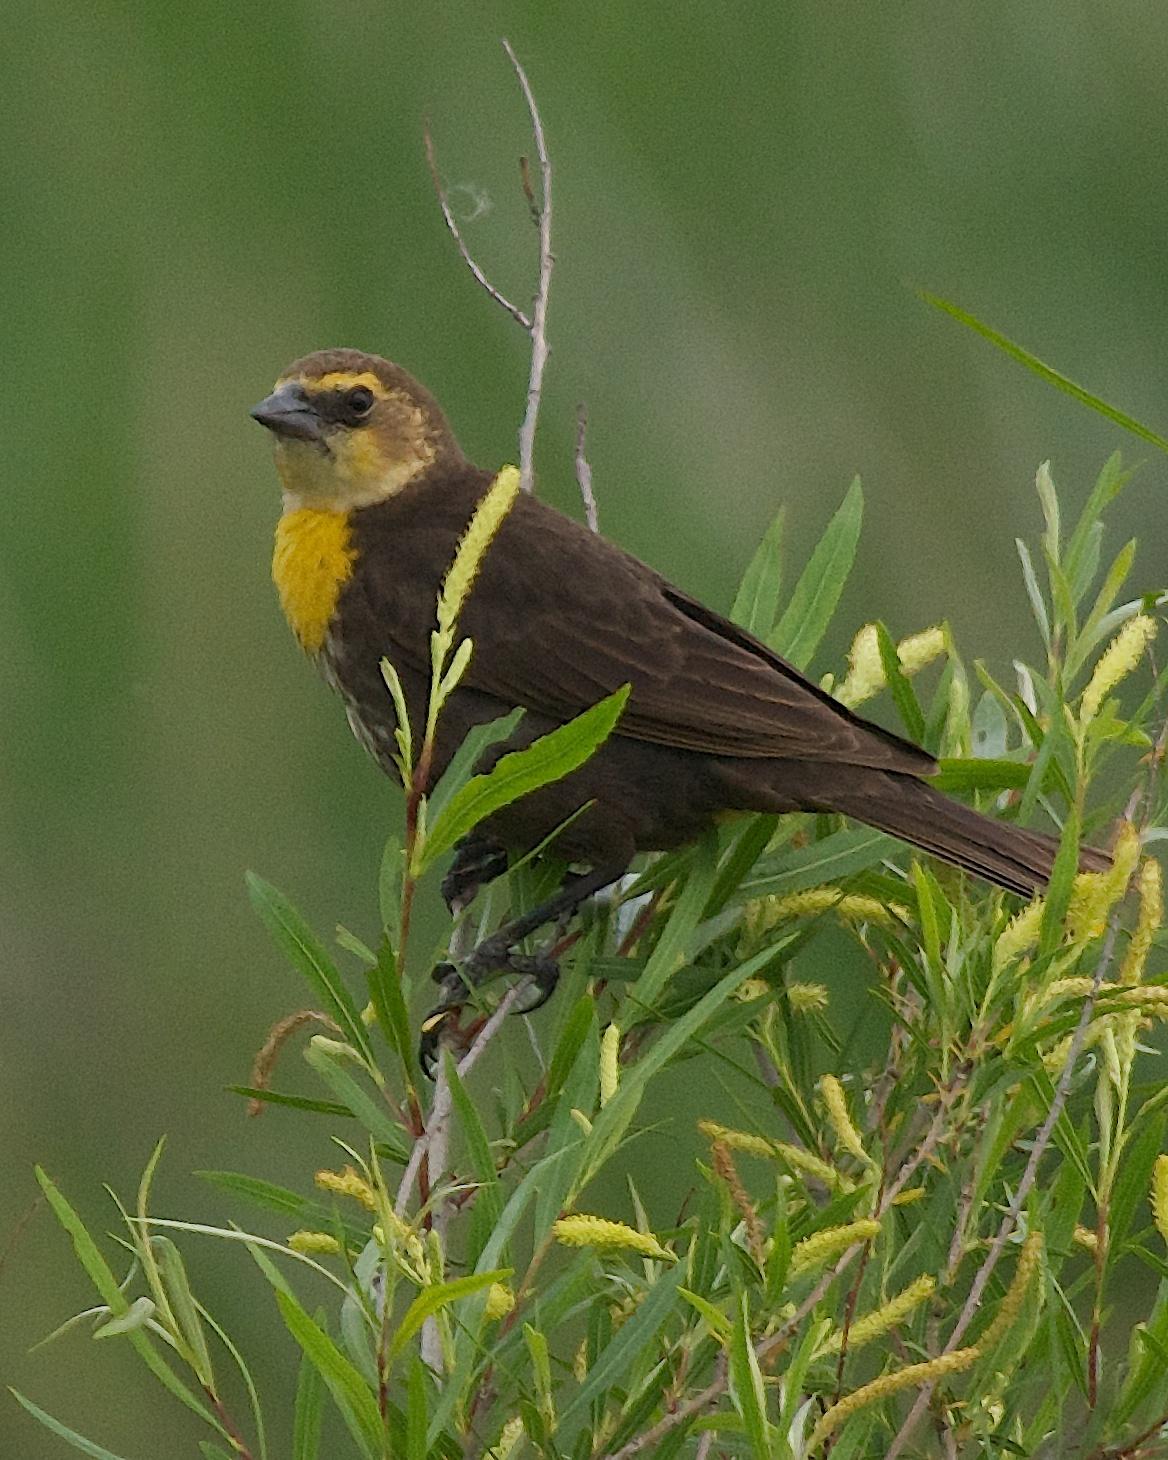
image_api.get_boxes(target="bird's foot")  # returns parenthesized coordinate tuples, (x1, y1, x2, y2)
(441, 834, 509, 914)
(418, 941, 561, 1077)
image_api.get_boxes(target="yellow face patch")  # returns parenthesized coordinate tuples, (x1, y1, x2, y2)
(272, 508, 356, 653)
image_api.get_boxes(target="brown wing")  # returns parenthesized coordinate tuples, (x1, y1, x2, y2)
(349, 467, 935, 775)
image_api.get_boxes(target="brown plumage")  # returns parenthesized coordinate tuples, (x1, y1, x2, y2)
(253, 349, 1107, 908)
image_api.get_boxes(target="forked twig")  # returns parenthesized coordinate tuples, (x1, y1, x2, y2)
(422, 124, 530, 332)
(502, 36, 553, 498)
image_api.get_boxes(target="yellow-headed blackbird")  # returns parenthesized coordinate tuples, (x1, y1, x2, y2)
(252, 349, 1106, 1048)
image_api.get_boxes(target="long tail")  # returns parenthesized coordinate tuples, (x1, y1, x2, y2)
(823, 771, 1109, 898)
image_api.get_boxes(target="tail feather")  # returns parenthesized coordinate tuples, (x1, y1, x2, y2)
(824, 773, 1109, 898)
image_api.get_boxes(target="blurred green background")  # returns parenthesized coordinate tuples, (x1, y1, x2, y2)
(5, 1, 1168, 1452)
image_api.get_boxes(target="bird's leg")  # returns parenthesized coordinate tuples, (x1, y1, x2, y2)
(419, 861, 626, 1076)
(441, 832, 509, 913)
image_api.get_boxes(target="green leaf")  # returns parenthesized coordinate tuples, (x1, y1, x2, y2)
(919, 293, 1168, 453)
(425, 707, 526, 830)
(1038, 807, 1081, 960)
(874, 621, 926, 744)
(33, 1168, 217, 1429)
(196, 1173, 313, 1220)
(8, 1392, 134, 1460)
(731, 508, 785, 637)
(226, 1086, 354, 1119)
(727, 1294, 775, 1460)
(582, 949, 781, 1186)
(153, 1236, 214, 1384)
(246, 874, 374, 1065)
(1016, 539, 1051, 649)
(419, 686, 630, 871)
(388, 1271, 510, 1368)
(302, 1041, 409, 1159)
(627, 832, 718, 1014)
(771, 477, 863, 670)
(678, 1287, 732, 1343)
(735, 826, 896, 904)
(445, 1053, 504, 1266)
(558, 1260, 686, 1431)
(932, 757, 1030, 794)
(365, 936, 413, 1075)
(275, 1291, 383, 1459)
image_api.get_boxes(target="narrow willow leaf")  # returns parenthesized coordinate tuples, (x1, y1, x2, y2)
(874, 621, 926, 743)
(419, 686, 630, 870)
(735, 826, 895, 904)
(1016, 539, 1051, 649)
(727, 1294, 775, 1460)
(365, 935, 413, 1075)
(558, 1260, 686, 1430)
(388, 1271, 510, 1368)
(226, 1086, 354, 1119)
(153, 1236, 214, 1384)
(919, 294, 1168, 453)
(425, 707, 525, 830)
(8, 1393, 133, 1460)
(275, 1291, 383, 1458)
(932, 757, 1030, 793)
(246, 874, 374, 1065)
(730, 508, 785, 637)
(302, 1042, 409, 1159)
(33, 1168, 217, 1428)
(771, 477, 863, 670)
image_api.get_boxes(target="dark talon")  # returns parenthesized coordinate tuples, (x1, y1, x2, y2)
(441, 834, 509, 913)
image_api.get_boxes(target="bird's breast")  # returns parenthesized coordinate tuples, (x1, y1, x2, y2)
(272, 507, 356, 654)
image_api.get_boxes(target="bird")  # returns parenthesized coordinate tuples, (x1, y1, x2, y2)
(251, 348, 1107, 1061)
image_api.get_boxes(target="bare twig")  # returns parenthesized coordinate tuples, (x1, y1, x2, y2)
(423, 124, 531, 331)
(502, 37, 553, 496)
(575, 403, 599, 532)
(395, 978, 529, 1219)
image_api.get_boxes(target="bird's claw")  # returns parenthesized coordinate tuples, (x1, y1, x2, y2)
(417, 947, 561, 1077)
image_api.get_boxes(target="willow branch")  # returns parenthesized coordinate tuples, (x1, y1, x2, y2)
(575, 403, 599, 532)
(501, 37, 553, 496)
(423, 124, 531, 331)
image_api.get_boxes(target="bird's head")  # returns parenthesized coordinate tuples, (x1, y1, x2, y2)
(251, 349, 464, 511)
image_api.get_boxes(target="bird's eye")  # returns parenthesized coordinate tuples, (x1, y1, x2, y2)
(347, 386, 375, 418)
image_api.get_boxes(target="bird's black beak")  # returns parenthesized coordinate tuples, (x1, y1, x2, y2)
(249, 382, 324, 442)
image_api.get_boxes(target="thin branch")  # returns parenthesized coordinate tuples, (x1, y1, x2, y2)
(575, 403, 599, 532)
(395, 978, 530, 1219)
(423, 123, 531, 332)
(502, 36, 553, 495)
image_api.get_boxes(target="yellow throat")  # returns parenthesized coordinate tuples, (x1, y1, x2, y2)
(273, 507, 356, 654)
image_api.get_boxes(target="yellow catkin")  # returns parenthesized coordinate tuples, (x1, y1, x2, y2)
(891, 1187, 927, 1207)
(810, 1347, 979, 1449)
(698, 1120, 777, 1160)
(775, 1141, 851, 1190)
(837, 624, 884, 707)
(599, 1024, 620, 1107)
(711, 1141, 766, 1267)
(836, 623, 946, 707)
(788, 981, 830, 1013)
(1151, 1156, 1168, 1246)
(315, 1165, 377, 1211)
(435, 465, 521, 639)
(1081, 613, 1157, 723)
(287, 1230, 341, 1255)
(820, 1075, 874, 1169)
(994, 898, 1045, 971)
(747, 887, 908, 936)
(821, 1275, 935, 1354)
(978, 1231, 1043, 1352)
(484, 1283, 515, 1321)
(1073, 1225, 1099, 1253)
(897, 626, 947, 675)
(1122, 857, 1163, 985)
(552, 1215, 674, 1261)
(488, 1415, 525, 1459)
(790, 1220, 881, 1276)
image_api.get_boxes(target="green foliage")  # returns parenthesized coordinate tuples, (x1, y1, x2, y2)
(19, 458, 1168, 1459)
